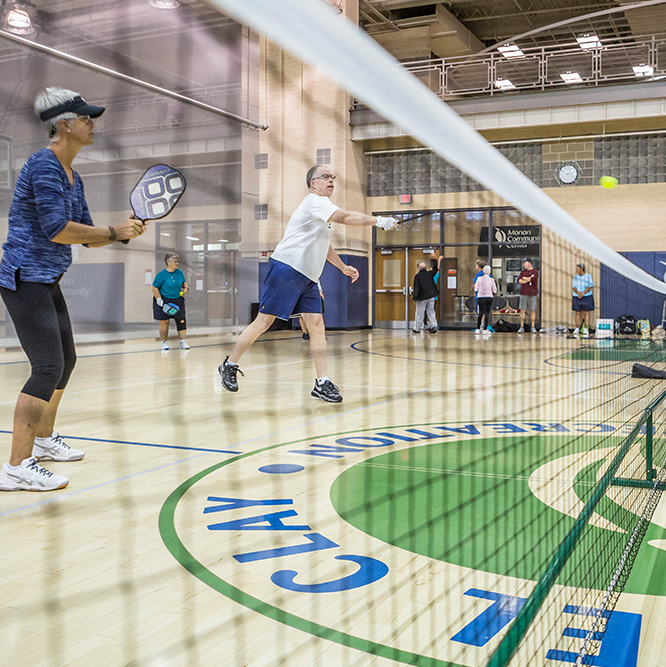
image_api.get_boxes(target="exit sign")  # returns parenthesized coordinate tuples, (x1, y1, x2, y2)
(399, 194, 412, 204)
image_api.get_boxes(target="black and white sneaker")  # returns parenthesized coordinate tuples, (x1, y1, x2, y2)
(219, 356, 244, 392)
(311, 379, 343, 403)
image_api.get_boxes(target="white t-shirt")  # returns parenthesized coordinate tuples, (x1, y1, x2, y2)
(271, 193, 339, 282)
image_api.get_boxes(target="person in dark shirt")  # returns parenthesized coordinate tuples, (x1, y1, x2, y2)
(518, 258, 539, 333)
(0, 87, 144, 492)
(412, 262, 438, 333)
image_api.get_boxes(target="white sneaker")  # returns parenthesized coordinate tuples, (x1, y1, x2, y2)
(179, 340, 190, 350)
(517, 327, 524, 333)
(32, 431, 84, 462)
(0, 457, 69, 491)
(161, 342, 169, 351)
(482, 329, 492, 335)
(531, 327, 539, 334)
(474, 328, 482, 334)
(573, 328, 579, 335)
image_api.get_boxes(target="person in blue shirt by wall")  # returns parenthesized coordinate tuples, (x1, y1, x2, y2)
(152, 253, 190, 351)
(572, 262, 595, 335)
(0, 87, 144, 492)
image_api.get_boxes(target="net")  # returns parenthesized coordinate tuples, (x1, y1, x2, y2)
(2, 2, 666, 666)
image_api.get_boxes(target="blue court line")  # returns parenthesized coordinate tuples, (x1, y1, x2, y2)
(0, 452, 210, 519)
(0, 331, 347, 366)
(0, 383, 425, 519)
(0, 430, 240, 455)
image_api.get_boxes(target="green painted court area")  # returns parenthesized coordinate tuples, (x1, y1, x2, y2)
(330, 436, 666, 595)
(565, 339, 666, 361)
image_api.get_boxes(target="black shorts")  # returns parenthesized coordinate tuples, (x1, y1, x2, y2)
(572, 295, 594, 311)
(153, 295, 186, 321)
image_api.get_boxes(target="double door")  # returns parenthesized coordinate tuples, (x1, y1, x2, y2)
(374, 247, 458, 328)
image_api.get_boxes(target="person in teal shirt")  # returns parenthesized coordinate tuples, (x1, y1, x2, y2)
(152, 253, 190, 350)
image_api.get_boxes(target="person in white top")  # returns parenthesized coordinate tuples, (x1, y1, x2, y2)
(219, 164, 396, 403)
(474, 265, 497, 334)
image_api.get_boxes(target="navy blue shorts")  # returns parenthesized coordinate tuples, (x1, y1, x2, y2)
(260, 259, 322, 321)
(572, 295, 594, 311)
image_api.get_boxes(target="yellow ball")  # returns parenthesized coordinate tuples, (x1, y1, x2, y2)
(179, 291, 183, 296)
(599, 176, 618, 189)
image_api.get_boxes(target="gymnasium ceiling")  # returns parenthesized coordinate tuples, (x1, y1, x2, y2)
(360, 0, 666, 52)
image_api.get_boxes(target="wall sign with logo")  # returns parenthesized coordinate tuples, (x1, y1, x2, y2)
(480, 225, 541, 257)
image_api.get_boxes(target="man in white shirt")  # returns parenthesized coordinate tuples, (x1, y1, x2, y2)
(219, 165, 396, 402)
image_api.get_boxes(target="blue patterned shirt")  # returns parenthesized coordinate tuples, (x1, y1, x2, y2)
(572, 272, 594, 297)
(0, 148, 93, 290)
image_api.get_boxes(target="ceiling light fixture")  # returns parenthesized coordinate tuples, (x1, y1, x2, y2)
(217, 239, 229, 243)
(633, 63, 654, 77)
(497, 43, 525, 59)
(560, 71, 583, 84)
(494, 78, 516, 90)
(148, 0, 180, 9)
(186, 236, 199, 241)
(577, 33, 601, 50)
(3, 3, 34, 35)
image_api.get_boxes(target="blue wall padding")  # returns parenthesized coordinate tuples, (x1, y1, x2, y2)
(601, 252, 666, 324)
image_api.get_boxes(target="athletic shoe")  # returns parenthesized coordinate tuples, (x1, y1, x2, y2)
(219, 356, 244, 392)
(517, 327, 524, 333)
(0, 457, 68, 491)
(573, 328, 579, 335)
(311, 379, 343, 403)
(427, 328, 438, 333)
(482, 329, 492, 336)
(302, 332, 310, 341)
(487, 326, 495, 333)
(474, 328, 482, 334)
(179, 340, 190, 350)
(161, 342, 169, 351)
(32, 431, 84, 462)
(531, 327, 539, 334)
(412, 329, 420, 334)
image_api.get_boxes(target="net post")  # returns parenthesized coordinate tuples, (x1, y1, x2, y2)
(647, 412, 655, 481)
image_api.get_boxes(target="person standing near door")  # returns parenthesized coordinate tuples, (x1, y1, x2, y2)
(412, 262, 438, 333)
(152, 253, 190, 350)
(518, 258, 539, 333)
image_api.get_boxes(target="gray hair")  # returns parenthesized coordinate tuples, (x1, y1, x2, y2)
(306, 165, 326, 189)
(165, 253, 179, 264)
(34, 87, 80, 140)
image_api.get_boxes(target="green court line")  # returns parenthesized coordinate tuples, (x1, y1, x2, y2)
(158, 432, 465, 667)
(158, 420, 655, 666)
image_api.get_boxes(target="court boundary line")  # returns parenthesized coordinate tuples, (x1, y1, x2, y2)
(0, 430, 241, 455)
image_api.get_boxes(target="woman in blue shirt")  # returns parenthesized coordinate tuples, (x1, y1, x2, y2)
(0, 87, 145, 492)
(572, 262, 595, 334)
(152, 253, 189, 350)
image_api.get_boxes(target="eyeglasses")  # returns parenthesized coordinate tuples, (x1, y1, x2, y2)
(313, 174, 336, 181)
(75, 115, 94, 126)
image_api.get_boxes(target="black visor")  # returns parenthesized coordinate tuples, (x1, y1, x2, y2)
(39, 95, 105, 122)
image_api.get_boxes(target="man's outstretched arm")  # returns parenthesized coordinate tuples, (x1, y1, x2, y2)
(329, 209, 396, 229)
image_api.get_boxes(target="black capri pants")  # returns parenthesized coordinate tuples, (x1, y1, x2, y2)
(477, 297, 493, 329)
(0, 276, 76, 402)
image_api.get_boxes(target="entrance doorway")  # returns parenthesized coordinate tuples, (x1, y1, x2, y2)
(373, 208, 542, 329)
(375, 247, 441, 329)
